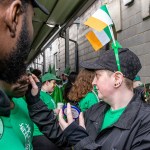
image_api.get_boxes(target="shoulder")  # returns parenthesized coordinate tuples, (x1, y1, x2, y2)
(12, 97, 27, 107)
(84, 92, 97, 99)
(40, 91, 52, 101)
(133, 89, 150, 119)
(140, 102, 150, 118)
(12, 97, 25, 101)
(79, 92, 95, 103)
(89, 100, 105, 109)
(84, 101, 106, 116)
(40, 91, 50, 97)
(131, 101, 150, 129)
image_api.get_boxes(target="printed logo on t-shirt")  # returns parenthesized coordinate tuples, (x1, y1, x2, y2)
(19, 123, 32, 150)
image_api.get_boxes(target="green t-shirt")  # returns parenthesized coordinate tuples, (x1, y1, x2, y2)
(101, 107, 126, 131)
(40, 90, 56, 109)
(78, 92, 99, 112)
(0, 97, 33, 150)
(33, 90, 56, 136)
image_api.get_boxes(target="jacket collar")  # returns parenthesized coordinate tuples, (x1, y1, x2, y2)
(88, 102, 108, 131)
(89, 89, 143, 130)
(114, 90, 142, 129)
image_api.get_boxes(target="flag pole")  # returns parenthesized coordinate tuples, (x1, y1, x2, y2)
(108, 26, 116, 46)
(108, 25, 121, 71)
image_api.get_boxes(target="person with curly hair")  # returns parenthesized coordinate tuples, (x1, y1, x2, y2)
(68, 69, 99, 112)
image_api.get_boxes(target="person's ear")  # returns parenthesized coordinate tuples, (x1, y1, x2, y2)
(4, 0, 23, 38)
(113, 71, 123, 88)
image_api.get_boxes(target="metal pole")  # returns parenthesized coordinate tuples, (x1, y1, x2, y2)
(65, 27, 70, 67)
(43, 52, 46, 74)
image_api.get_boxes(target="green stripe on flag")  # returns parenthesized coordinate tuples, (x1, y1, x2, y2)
(104, 26, 112, 40)
(100, 5, 111, 17)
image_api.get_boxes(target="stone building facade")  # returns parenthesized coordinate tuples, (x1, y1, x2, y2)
(43, 0, 150, 83)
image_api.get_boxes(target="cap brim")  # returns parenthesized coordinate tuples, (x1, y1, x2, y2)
(52, 77, 61, 81)
(32, 0, 49, 15)
(42, 78, 60, 83)
(80, 61, 105, 70)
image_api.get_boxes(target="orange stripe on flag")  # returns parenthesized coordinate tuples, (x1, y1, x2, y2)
(86, 31, 103, 51)
(84, 17, 107, 32)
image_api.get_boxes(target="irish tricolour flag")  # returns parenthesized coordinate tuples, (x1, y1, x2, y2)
(84, 5, 113, 31)
(84, 5, 113, 51)
(86, 26, 112, 51)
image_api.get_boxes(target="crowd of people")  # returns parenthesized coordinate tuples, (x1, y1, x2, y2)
(0, 0, 150, 150)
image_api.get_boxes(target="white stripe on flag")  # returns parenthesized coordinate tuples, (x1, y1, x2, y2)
(92, 9, 113, 26)
(94, 30, 110, 46)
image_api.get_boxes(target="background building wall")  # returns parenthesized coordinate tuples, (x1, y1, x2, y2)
(45, 0, 150, 82)
(118, 0, 150, 83)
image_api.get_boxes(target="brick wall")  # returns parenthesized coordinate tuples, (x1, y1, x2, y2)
(118, 0, 150, 83)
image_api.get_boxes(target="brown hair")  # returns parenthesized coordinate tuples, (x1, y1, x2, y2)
(68, 69, 95, 102)
(124, 78, 133, 90)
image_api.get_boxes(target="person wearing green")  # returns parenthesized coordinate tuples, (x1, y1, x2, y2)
(68, 69, 99, 112)
(100, 107, 126, 131)
(51, 83, 64, 104)
(0, 0, 50, 149)
(78, 91, 99, 112)
(61, 66, 70, 95)
(0, 97, 33, 150)
(62, 66, 70, 85)
(48, 64, 64, 105)
(57, 48, 150, 149)
(133, 75, 143, 88)
(0, 74, 34, 150)
(32, 73, 61, 150)
(51, 67, 71, 105)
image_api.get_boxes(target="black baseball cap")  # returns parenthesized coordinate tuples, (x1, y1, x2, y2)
(32, 0, 49, 15)
(80, 48, 142, 80)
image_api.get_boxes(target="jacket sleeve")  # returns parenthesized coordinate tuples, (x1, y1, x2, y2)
(62, 104, 107, 150)
(63, 121, 103, 150)
(28, 99, 103, 149)
(27, 100, 69, 147)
